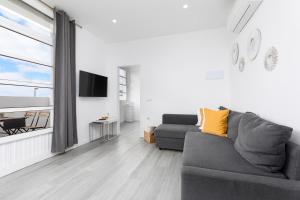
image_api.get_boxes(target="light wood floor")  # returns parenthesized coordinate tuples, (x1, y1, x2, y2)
(0, 122, 182, 200)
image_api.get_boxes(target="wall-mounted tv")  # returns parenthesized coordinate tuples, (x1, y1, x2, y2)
(79, 70, 108, 97)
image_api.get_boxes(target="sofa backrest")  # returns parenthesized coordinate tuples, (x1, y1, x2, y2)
(283, 142, 300, 180)
(162, 114, 198, 125)
(227, 111, 244, 142)
(219, 106, 243, 142)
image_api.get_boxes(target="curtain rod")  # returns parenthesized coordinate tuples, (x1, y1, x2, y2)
(39, 0, 83, 29)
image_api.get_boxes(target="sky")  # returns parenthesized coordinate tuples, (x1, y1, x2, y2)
(0, 5, 53, 98)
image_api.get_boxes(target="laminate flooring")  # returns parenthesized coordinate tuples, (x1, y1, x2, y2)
(0, 122, 182, 200)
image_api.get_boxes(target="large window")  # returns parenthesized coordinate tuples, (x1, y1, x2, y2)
(0, 2, 53, 138)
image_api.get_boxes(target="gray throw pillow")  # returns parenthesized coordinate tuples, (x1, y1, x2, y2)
(227, 111, 244, 142)
(219, 106, 243, 142)
(234, 112, 293, 173)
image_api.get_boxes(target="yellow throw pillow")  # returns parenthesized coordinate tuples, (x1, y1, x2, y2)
(202, 108, 229, 137)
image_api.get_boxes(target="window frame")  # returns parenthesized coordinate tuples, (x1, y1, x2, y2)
(119, 69, 127, 101)
(0, 16, 53, 46)
(0, 2, 54, 139)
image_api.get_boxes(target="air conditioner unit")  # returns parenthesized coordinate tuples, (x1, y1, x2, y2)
(228, 0, 263, 33)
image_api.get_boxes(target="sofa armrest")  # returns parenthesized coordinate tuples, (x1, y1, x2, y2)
(182, 166, 300, 200)
(162, 114, 197, 125)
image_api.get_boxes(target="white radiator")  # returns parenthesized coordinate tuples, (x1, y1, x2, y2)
(0, 129, 54, 177)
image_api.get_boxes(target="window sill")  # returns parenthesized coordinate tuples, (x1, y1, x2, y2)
(0, 106, 53, 113)
(0, 128, 53, 145)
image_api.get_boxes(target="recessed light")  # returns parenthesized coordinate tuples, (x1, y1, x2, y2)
(112, 19, 117, 24)
(183, 4, 189, 9)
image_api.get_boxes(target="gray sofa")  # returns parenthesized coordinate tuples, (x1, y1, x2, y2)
(154, 113, 300, 200)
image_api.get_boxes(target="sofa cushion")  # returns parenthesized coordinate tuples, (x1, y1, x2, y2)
(227, 111, 243, 142)
(219, 106, 243, 142)
(183, 132, 285, 179)
(235, 113, 292, 173)
(154, 124, 199, 139)
(162, 114, 198, 125)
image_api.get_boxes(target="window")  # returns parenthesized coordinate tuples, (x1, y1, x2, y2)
(0, 56, 52, 85)
(0, 27, 53, 66)
(119, 69, 127, 101)
(0, 2, 53, 138)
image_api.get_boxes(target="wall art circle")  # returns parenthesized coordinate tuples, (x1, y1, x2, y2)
(264, 47, 278, 71)
(247, 29, 262, 61)
(232, 43, 239, 65)
(238, 57, 245, 72)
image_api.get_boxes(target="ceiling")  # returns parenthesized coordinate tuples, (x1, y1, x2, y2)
(44, 0, 235, 43)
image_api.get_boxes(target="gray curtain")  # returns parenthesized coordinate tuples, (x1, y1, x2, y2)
(52, 10, 78, 153)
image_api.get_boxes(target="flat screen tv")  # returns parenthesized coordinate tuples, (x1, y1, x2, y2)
(79, 70, 108, 97)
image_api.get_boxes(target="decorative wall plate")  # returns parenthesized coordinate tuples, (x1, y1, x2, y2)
(247, 29, 262, 61)
(232, 43, 239, 65)
(238, 57, 245, 72)
(264, 47, 278, 71)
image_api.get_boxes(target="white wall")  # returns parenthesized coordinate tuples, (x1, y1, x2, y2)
(76, 27, 109, 144)
(107, 28, 233, 136)
(230, 0, 300, 144)
(127, 67, 141, 121)
(119, 100, 126, 123)
(119, 67, 128, 123)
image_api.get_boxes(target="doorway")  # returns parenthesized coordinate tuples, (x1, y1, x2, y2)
(118, 66, 141, 132)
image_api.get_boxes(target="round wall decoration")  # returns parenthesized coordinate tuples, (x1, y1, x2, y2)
(238, 57, 245, 72)
(232, 43, 239, 65)
(247, 29, 262, 61)
(264, 47, 278, 71)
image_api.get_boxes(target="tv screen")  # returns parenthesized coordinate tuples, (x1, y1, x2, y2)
(79, 70, 107, 97)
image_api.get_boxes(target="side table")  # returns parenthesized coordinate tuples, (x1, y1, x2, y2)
(89, 119, 118, 142)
